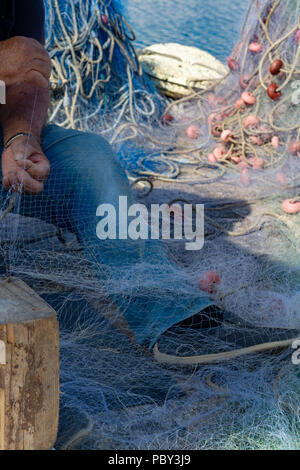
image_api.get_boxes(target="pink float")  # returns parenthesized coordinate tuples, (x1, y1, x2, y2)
(221, 130, 233, 142)
(271, 136, 280, 148)
(289, 141, 300, 154)
(213, 145, 227, 160)
(277, 173, 287, 185)
(227, 57, 239, 71)
(249, 157, 265, 169)
(239, 74, 250, 89)
(282, 199, 300, 214)
(235, 98, 245, 109)
(241, 92, 256, 105)
(249, 42, 263, 52)
(243, 115, 260, 128)
(240, 168, 251, 186)
(208, 153, 217, 163)
(199, 271, 221, 294)
(186, 125, 200, 139)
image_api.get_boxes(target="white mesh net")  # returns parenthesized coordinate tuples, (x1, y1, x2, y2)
(0, 0, 299, 450)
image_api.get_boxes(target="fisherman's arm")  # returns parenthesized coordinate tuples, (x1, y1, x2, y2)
(0, 39, 51, 193)
(0, 0, 52, 194)
(1, 87, 51, 193)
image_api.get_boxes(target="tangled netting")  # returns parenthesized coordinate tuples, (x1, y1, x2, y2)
(45, 0, 163, 156)
(0, 0, 299, 450)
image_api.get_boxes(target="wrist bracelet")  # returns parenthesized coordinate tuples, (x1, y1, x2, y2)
(4, 132, 39, 150)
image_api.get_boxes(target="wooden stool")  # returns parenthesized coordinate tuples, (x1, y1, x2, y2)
(0, 278, 59, 450)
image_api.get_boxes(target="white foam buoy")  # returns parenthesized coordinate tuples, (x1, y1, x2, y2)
(138, 43, 228, 98)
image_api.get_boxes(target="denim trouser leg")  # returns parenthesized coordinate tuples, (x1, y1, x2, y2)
(0, 124, 212, 348)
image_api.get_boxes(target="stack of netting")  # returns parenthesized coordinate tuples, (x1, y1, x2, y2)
(0, 0, 299, 450)
(45, 0, 164, 174)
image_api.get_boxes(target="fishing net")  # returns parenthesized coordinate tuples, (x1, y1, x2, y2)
(0, 0, 299, 450)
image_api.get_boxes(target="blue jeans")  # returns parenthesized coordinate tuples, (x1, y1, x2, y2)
(0, 124, 212, 348)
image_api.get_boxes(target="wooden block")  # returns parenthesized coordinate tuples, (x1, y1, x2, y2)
(0, 278, 59, 450)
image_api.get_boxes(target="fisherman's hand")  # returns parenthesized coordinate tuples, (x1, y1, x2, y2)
(0, 36, 52, 89)
(2, 136, 50, 194)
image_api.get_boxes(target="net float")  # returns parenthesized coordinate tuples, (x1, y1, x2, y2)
(240, 168, 251, 186)
(161, 113, 174, 124)
(207, 93, 223, 106)
(208, 113, 217, 123)
(221, 130, 233, 142)
(235, 98, 245, 110)
(211, 123, 222, 137)
(270, 59, 283, 75)
(282, 199, 300, 214)
(241, 91, 256, 105)
(267, 83, 281, 100)
(240, 74, 250, 89)
(208, 153, 217, 163)
(276, 172, 288, 185)
(207, 93, 217, 104)
(243, 115, 260, 128)
(199, 271, 221, 294)
(249, 156, 265, 169)
(249, 42, 263, 52)
(227, 56, 239, 71)
(271, 136, 280, 148)
(186, 125, 200, 139)
(101, 14, 109, 25)
(295, 29, 300, 44)
(289, 141, 300, 154)
(213, 144, 227, 160)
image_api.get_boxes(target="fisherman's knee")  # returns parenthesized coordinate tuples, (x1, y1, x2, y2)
(72, 133, 121, 173)
(44, 127, 129, 190)
(68, 133, 130, 198)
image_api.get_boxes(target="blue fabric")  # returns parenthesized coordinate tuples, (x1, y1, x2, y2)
(0, 124, 212, 348)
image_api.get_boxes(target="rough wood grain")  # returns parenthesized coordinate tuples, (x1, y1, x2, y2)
(0, 278, 59, 450)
